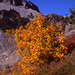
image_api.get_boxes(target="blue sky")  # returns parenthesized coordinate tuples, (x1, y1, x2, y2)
(27, 0, 75, 16)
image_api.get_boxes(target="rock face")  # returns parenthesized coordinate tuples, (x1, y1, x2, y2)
(45, 13, 70, 32)
(0, 9, 30, 31)
(25, 1, 40, 13)
(0, 2, 40, 18)
(64, 24, 75, 38)
(0, 0, 40, 32)
(0, 0, 23, 6)
(45, 13, 68, 25)
(0, 0, 40, 12)
(0, 0, 2, 2)
(14, 0, 23, 6)
(0, 9, 21, 31)
(45, 13, 75, 32)
(0, 30, 23, 71)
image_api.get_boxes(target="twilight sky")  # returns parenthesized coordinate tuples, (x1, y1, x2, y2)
(27, 0, 75, 16)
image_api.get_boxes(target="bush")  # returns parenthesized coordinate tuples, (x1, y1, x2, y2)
(5, 14, 68, 75)
(63, 34, 75, 53)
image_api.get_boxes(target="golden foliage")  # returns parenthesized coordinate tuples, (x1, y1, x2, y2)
(5, 14, 68, 75)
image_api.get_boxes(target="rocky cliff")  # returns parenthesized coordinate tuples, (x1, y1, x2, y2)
(0, 0, 41, 31)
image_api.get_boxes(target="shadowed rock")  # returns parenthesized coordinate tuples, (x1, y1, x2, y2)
(25, 1, 40, 13)
(14, 0, 23, 6)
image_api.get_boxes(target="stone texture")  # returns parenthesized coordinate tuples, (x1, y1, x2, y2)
(0, 9, 21, 31)
(0, 30, 23, 71)
(65, 24, 75, 34)
(64, 24, 75, 38)
(25, 1, 40, 12)
(0, 2, 40, 18)
(14, 0, 23, 6)
(45, 13, 69, 26)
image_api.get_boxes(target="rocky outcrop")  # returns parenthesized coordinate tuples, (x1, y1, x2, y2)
(0, 2, 40, 17)
(0, 9, 30, 31)
(0, 30, 23, 71)
(0, 9, 21, 31)
(0, 0, 2, 2)
(14, 0, 23, 6)
(64, 24, 75, 38)
(0, 0, 40, 13)
(45, 13, 75, 32)
(0, 0, 23, 6)
(0, 1, 40, 32)
(45, 13, 69, 25)
(44, 13, 69, 32)
(25, 1, 40, 13)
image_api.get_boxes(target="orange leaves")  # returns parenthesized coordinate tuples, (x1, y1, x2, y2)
(63, 46, 67, 50)
(52, 23, 54, 25)
(5, 30, 12, 35)
(46, 28, 49, 31)
(5, 14, 68, 75)
(44, 51, 46, 54)
(40, 29, 42, 31)
(8, 38, 14, 43)
(22, 34, 27, 39)
(58, 54, 64, 59)
(19, 26, 23, 30)
(46, 37, 48, 39)
(64, 50, 67, 53)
